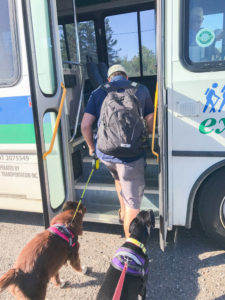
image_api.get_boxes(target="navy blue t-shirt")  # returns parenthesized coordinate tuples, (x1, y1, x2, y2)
(85, 75, 154, 163)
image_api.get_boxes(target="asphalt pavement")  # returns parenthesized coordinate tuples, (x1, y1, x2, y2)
(0, 210, 225, 300)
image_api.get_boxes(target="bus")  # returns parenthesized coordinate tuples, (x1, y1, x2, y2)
(0, 0, 225, 250)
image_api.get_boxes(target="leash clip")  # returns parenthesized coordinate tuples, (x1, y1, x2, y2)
(124, 256, 130, 264)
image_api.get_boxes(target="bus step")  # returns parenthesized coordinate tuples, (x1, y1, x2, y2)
(74, 182, 159, 223)
(83, 203, 159, 227)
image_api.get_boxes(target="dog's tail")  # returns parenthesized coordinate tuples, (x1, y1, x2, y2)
(0, 269, 17, 291)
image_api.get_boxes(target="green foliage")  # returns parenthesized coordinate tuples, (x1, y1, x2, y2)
(59, 25, 68, 63)
(59, 19, 119, 64)
(59, 22, 156, 76)
(115, 46, 156, 77)
(78, 21, 98, 62)
(142, 46, 156, 75)
(105, 18, 120, 65)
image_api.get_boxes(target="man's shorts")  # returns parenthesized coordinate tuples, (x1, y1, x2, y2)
(101, 157, 145, 210)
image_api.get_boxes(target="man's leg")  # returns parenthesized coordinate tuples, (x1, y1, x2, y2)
(114, 179, 125, 222)
(124, 207, 139, 238)
(116, 158, 145, 238)
(100, 160, 125, 222)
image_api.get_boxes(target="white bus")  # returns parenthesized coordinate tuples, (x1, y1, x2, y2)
(0, 0, 225, 250)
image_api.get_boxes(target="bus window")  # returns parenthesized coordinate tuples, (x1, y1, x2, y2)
(105, 10, 156, 77)
(105, 12, 140, 77)
(43, 112, 65, 209)
(0, 0, 19, 86)
(59, 23, 77, 69)
(184, 0, 225, 70)
(30, 0, 56, 95)
(59, 21, 98, 69)
(78, 20, 98, 63)
(140, 10, 156, 76)
(59, 25, 69, 66)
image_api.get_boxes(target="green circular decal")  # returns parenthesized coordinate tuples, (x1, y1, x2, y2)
(196, 28, 215, 47)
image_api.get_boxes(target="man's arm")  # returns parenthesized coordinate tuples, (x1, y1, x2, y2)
(81, 113, 96, 156)
(145, 112, 154, 133)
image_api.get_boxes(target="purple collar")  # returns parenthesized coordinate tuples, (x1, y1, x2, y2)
(111, 247, 148, 277)
(48, 224, 77, 247)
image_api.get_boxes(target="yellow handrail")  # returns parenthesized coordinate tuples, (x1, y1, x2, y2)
(43, 83, 67, 160)
(151, 82, 159, 163)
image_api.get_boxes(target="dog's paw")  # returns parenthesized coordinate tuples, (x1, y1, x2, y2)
(60, 281, 71, 289)
(82, 265, 88, 274)
(81, 265, 92, 275)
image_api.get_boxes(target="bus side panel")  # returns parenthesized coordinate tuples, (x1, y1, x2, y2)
(170, 157, 222, 225)
(166, 0, 225, 227)
(0, 1, 42, 212)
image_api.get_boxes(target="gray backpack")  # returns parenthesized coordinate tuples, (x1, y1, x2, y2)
(97, 82, 147, 158)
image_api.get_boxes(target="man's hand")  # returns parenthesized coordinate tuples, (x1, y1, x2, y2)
(89, 147, 95, 156)
(145, 112, 154, 133)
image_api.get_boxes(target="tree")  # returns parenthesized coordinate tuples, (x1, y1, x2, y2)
(142, 45, 156, 75)
(59, 25, 68, 64)
(59, 20, 120, 65)
(59, 22, 156, 76)
(78, 21, 98, 62)
(104, 18, 120, 64)
(120, 46, 156, 77)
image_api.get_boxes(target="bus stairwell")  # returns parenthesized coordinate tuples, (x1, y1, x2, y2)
(72, 134, 159, 225)
(56, 0, 160, 226)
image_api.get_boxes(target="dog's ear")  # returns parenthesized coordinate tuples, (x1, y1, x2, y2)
(129, 217, 138, 234)
(78, 206, 86, 216)
(141, 210, 155, 228)
(77, 202, 86, 215)
(63, 201, 83, 212)
(62, 201, 75, 211)
(149, 209, 155, 229)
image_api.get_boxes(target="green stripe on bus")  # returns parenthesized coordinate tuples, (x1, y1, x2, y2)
(0, 124, 36, 144)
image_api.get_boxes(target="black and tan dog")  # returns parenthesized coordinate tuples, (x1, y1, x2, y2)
(0, 201, 86, 300)
(96, 209, 155, 300)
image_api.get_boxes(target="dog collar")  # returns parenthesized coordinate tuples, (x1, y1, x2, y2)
(126, 238, 147, 254)
(48, 224, 78, 247)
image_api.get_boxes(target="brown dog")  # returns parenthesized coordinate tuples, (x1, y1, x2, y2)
(0, 201, 86, 300)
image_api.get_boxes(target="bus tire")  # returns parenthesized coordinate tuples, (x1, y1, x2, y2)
(197, 167, 225, 248)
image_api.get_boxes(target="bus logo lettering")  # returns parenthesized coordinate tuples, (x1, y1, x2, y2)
(199, 118, 225, 134)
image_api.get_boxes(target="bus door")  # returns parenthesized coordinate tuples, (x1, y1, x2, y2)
(157, 0, 168, 251)
(22, 0, 74, 226)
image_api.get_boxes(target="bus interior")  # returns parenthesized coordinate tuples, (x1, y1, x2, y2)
(56, 0, 159, 224)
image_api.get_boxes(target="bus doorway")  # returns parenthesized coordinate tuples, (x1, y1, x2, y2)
(56, 0, 160, 227)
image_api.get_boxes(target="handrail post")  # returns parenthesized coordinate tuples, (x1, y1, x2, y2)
(43, 83, 67, 160)
(151, 82, 159, 162)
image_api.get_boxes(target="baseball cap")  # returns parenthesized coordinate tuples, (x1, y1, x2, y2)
(107, 64, 127, 78)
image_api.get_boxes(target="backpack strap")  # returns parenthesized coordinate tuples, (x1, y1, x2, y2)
(101, 81, 139, 92)
(128, 82, 144, 118)
(101, 82, 143, 117)
(100, 83, 115, 93)
(130, 81, 138, 88)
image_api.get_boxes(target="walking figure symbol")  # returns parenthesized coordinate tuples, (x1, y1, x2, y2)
(218, 85, 225, 112)
(203, 83, 220, 113)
